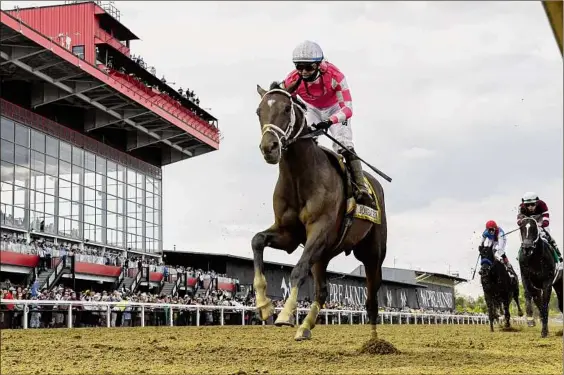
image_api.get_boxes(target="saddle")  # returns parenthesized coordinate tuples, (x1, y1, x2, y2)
(319, 146, 381, 256)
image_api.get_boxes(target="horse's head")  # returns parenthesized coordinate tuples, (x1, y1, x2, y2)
(478, 245, 496, 277)
(519, 216, 541, 256)
(256, 81, 307, 164)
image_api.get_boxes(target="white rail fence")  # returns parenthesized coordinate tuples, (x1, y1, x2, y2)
(1, 299, 527, 330)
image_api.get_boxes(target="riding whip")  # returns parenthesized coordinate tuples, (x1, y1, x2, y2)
(311, 128, 393, 183)
(471, 253, 480, 280)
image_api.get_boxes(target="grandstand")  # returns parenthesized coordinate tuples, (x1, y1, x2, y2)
(0, 1, 219, 296)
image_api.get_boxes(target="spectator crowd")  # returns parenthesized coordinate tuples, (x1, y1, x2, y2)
(1, 231, 487, 330)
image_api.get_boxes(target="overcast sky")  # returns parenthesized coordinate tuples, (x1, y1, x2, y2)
(2, 1, 562, 297)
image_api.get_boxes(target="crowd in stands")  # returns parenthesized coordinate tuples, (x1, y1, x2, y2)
(1, 230, 487, 329)
(128, 54, 200, 106)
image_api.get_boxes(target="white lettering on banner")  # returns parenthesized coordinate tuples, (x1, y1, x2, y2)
(418, 289, 453, 309)
(328, 282, 368, 306)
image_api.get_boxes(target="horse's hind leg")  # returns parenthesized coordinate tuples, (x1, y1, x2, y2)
(513, 284, 524, 317)
(251, 225, 300, 321)
(554, 282, 563, 314)
(353, 235, 385, 339)
(294, 260, 328, 341)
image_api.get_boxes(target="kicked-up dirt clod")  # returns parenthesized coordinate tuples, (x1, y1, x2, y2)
(359, 338, 400, 355)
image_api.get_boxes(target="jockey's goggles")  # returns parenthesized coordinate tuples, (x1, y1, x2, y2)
(295, 63, 316, 72)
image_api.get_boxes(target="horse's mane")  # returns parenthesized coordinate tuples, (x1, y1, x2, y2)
(268, 80, 308, 112)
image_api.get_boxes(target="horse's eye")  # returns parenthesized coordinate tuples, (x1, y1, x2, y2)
(284, 105, 291, 113)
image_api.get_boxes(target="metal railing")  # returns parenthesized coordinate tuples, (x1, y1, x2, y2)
(40, 258, 64, 291)
(171, 274, 182, 297)
(0, 299, 528, 330)
(129, 268, 143, 293)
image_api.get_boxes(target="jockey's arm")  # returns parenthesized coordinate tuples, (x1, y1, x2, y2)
(537, 200, 550, 228)
(328, 73, 353, 125)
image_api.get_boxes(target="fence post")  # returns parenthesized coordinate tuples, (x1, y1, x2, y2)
(241, 309, 245, 326)
(141, 305, 145, 327)
(23, 303, 29, 329)
(196, 306, 200, 327)
(106, 305, 111, 328)
(169, 305, 173, 327)
(338, 311, 341, 325)
(220, 308, 224, 326)
(67, 303, 73, 328)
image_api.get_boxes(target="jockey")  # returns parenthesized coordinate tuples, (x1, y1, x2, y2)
(481, 220, 515, 276)
(277, 40, 372, 204)
(517, 192, 563, 274)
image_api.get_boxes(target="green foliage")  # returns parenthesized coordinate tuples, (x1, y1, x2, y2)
(455, 284, 562, 317)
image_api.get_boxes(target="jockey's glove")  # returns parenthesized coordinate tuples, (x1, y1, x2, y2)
(313, 120, 333, 131)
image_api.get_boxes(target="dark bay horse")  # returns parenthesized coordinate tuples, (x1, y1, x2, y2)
(478, 245, 522, 332)
(251, 82, 387, 341)
(518, 216, 563, 337)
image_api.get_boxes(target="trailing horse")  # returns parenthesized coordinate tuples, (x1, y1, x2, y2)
(251, 82, 387, 341)
(478, 244, 523, 332)
(518, 216, 564, 337)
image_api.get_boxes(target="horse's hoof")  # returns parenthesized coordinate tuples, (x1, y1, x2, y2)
(256, 299, 275, 321)
(541, 330, 548, 338)
(294, 327, 312, 341)
(274, 313, 295, 327)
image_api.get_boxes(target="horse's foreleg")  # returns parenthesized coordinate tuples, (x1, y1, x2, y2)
(275, 224, 330, 327)
(503, 298, 511, 328)
(540, 283, 552, 338)
(251, 225, 299, 321)
(295, 261, 328, 341)
(522, 277, 536, 327)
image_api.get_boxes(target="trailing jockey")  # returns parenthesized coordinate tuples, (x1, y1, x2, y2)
(517, 192, 563, 283)
(481, 220, 516, 278)
(276, 40, 372, 205)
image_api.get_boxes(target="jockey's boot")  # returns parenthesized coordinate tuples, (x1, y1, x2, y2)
(344, 149, 372, 205)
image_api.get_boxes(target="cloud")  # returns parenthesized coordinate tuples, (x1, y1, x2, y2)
(2, 1, 561, 298)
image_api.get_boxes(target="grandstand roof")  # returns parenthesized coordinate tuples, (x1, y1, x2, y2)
(0, 9, 218, 167)
(162, 249, 425, 289)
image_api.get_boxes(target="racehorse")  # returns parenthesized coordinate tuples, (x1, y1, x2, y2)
(251, 82, 387, 341)
(478, 244, 523, 332)
(518, 216, 564, 337)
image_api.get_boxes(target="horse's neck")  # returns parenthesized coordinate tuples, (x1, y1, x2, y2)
(279, 140, 324, 184)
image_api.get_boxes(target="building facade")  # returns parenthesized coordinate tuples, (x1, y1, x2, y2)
(1, 113, 162, 253)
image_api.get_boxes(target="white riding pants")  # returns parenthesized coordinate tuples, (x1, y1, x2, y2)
(302, 101, 354, 153)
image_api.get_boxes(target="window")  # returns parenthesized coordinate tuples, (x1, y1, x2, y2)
(1, 117, 15, 142)
(72, 45, 85, 60)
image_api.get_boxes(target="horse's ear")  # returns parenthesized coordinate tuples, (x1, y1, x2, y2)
(257, 85, 267, 98)
(269, 81, 282, 90)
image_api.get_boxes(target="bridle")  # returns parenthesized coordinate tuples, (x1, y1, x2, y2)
(258, 89, 308, 160)
(521, 217, 541, 248)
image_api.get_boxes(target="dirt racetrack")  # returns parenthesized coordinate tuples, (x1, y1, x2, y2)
(1, 324, 562, 374)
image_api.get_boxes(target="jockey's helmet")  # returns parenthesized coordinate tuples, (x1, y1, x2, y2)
(292, 40, 324, 64)
(522, 192, 539, 206)
(485, 220, 498, 230)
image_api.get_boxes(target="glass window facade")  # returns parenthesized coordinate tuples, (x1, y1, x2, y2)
(0, 116, 162, 253)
